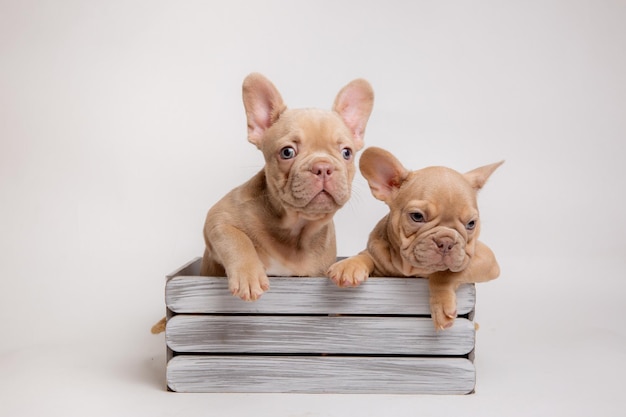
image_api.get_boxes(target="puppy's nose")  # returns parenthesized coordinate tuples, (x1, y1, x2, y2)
(434, 237, 456, 255)
(311, 162, 334, 178)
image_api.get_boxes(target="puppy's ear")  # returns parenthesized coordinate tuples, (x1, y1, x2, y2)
(332, 79, 374, 151)
(242, 73, 287, 147)
(360, 147, 409, 203)
(464, 161, 504, 190)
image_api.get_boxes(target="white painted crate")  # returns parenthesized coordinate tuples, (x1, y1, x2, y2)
(163, 257, 478, 394)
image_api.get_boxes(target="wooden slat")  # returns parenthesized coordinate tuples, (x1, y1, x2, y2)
(166, 315, 475, 355)
(165, 263, 476, 316)
(167, 355, 475, 394)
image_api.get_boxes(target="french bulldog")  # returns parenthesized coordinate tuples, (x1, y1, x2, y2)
(327, 146, 502, 330)
(152, 73, 373, 334)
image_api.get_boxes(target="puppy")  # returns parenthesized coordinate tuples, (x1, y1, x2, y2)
(328, 147, 502, 330)
(151, 73, 373, 334)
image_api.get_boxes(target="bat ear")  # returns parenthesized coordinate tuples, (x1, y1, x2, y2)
(464, 161, 504, 190)
(359, 147, 409, 203)
(332, 79, 374, 151)
(242, 73, 287, 148)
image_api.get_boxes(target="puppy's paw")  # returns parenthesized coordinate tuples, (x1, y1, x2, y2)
(327, 258, 370, 287)
(429, 289, 458, 331)
(228, 266, 270, 301)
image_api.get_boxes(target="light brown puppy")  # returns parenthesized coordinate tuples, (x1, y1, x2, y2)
(201, 73, 374, 302)
(201, 74, 374, 300)
(328, 147, 502, 330)
(152, 73, 373, 334)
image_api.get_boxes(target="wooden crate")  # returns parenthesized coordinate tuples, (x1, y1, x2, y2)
(163, 257, 478, 394)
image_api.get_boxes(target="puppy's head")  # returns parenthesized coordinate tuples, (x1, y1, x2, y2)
(242, 73, 374, 219)
(361, 147, 502, 274)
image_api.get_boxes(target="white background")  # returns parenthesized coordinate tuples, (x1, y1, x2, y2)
(1, 1, 625, 416)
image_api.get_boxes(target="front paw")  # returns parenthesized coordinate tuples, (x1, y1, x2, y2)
(429, 288, 458, 331)
(327, 257, 370, 287)
(228, 266, 270, 301)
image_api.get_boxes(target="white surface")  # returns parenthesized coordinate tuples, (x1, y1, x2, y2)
(1, 1, 625, 416)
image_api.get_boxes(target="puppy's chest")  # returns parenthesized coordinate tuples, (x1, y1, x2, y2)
(259, 220, 335, 276)
(264, 254, 326, 277)
(266, 258, 300, 277)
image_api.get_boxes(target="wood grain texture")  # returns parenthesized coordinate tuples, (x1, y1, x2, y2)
(167, 355, 476, 394)
(165, 258, 476, 315)
(166, 315, 475, 355)
(162, 258, 481, 394)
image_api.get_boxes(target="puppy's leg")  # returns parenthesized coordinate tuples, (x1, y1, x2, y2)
(206, 224, 270, 301)
(428, 274, 459, 331)
(428, 241, 500, 330)
(200, 247, 226, 276)
(150, 317, 167, 334)
(327, 251, 375, 287)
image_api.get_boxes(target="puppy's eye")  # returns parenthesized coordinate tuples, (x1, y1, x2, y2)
(409, 212, 425, 223)
(341, 148, 353, 160)
(280, 147, 296, 160)
(466, 220, 477, 230)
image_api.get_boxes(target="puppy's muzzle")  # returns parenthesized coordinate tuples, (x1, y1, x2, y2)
(410, 229, 467, 272)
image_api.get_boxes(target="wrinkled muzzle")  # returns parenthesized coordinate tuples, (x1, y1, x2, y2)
(410, 228, 469, 273)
